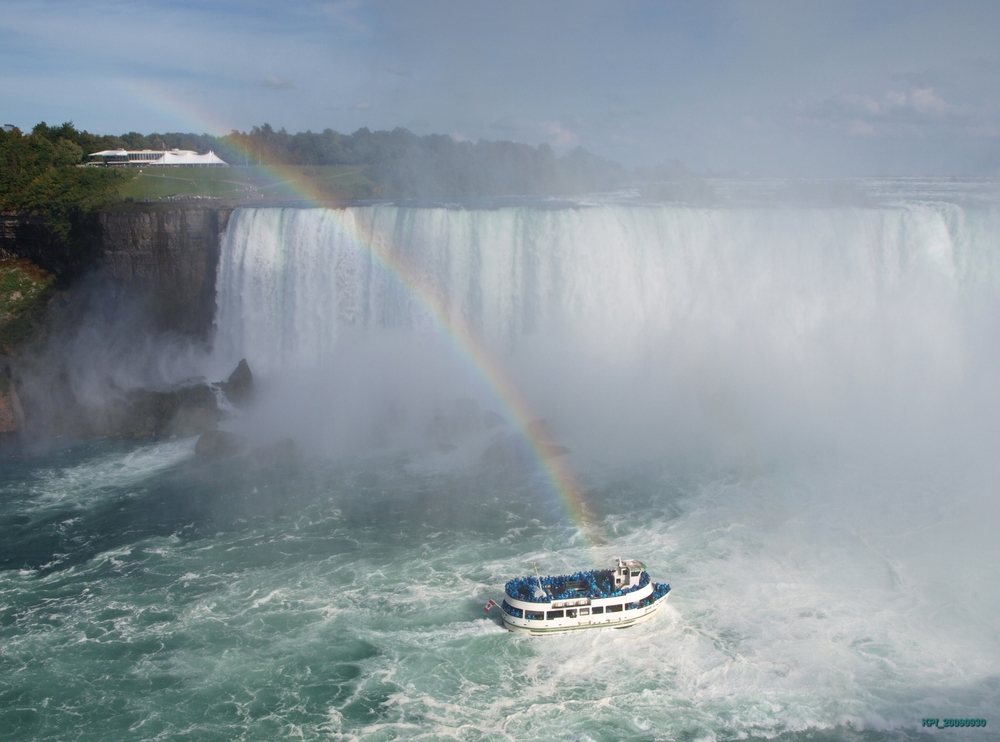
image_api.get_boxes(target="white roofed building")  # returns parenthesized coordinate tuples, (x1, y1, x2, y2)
(87, 148, 227, 167)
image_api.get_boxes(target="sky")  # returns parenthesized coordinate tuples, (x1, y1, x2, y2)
(2, 0, 1000, 175)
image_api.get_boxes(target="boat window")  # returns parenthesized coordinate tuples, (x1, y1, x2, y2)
(607, 604, 623, 613)
(580, 607, 590, 615)
(626, 602, 638, 610)
(592, 606, 604, 615)
(565, 609, 577, 618)
(525, 610, 544, 620)
(631, 571, 640, 578)
(501, 601, 523, 618)
(546, 610, 564, 620)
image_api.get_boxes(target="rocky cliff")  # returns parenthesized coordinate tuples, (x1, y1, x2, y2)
(0, 211, 103, 278)
(2, 204, 234, 341)
(1, 204, 238, 441)
(97, 205, 233, 339)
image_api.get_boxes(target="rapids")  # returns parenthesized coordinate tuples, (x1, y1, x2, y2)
(2, 184, 999, 740)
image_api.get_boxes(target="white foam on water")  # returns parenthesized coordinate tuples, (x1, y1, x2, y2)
(7, 187, 1000, 740)
(4, 461, 996, 740)
(6, 438, 195, 515)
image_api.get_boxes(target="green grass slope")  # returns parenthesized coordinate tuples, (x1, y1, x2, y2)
(118, 165, 379, 202)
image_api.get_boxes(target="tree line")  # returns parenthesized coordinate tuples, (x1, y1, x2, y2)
(1, 120, 633, 277)
(2, 121, 637, 273)
(116, 123, 628, 198)
(0, 122, 132, 239)
(3, 121, 627, 199)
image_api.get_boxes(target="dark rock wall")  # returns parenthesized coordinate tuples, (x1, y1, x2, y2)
(2, 206, 239, 440)
(0, 211, 104, 278)
(98, 206, 233, 339)
(3, 205, 234, 340)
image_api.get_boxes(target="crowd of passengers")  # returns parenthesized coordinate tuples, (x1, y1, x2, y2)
(501, 583, 670, 621)
(505, 569, 650, 603)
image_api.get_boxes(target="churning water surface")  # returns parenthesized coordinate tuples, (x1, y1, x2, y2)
(3, 181, 1000, 740)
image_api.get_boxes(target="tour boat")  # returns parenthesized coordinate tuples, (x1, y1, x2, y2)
(487, 557, 671, 635)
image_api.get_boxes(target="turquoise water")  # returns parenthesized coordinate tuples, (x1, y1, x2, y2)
(6, 193, 1000, 739)
(2, 438, 996, 741)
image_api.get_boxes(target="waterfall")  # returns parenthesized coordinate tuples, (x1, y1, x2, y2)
(212, 202, 1000, 463)
(215, 203, 1000, 366)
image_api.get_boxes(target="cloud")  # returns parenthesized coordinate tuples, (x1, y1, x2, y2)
(910, 88, 948, 115)
(4, 0, 996, 174)
(259, 76, 294, 89)
(539, 120, 579, 148)
(794, 87, 965, 137)
(847, 119, 875, 137)
(881, 90, 907, 109)
(798, 87, 955, 120)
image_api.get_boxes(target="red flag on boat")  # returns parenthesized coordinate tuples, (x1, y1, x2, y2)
(484, 599, 498, 612)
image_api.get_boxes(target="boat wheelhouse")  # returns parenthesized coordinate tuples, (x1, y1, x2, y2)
(494, 557, 670, 635)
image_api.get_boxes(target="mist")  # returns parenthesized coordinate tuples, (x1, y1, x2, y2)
(6, 180, 1000, 740)
(188, 195, 1000, 727)
(205, 198, 1000, 473)
(13, 272, 213, 442)
(5, 1, 1000, 736)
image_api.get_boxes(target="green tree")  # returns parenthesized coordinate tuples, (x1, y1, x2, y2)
(1, 122, 134, 276)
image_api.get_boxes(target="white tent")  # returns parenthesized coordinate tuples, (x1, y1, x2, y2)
(87, 148, 228, 167)
(148, 150, 227, 167)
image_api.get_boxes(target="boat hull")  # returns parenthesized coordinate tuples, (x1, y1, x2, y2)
(501, 592, 669, 635)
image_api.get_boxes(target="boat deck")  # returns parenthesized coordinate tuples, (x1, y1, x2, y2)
(495, 558, 671, 634)
(505, 568, 650, 603)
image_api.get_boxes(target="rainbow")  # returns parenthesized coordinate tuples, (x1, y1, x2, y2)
(317, 209, 605, 548)
(124, 83, 604, 548)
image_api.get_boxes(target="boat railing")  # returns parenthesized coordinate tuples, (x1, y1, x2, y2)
(505, 569, 651, 603)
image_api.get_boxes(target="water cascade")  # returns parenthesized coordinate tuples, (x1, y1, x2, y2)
(213, 203, 1000, 465)
(4, 195, 999, 740)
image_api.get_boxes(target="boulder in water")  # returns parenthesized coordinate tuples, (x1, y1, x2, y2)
(219, 359, 254, 407)
(481, 426, 570, 470)
(98, 382, 220, 438)
(527, 419, 553, 441)
(543, 443, 571, 458)
(481, 432, 533, 470)
(427, 398, 484, 447)
(167, 406, 219, 437)
(195, 430, 247, 460)
(525, 419, 569, 456)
